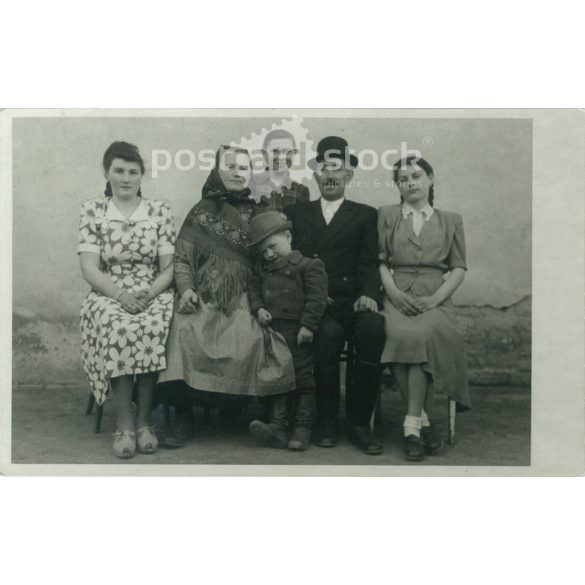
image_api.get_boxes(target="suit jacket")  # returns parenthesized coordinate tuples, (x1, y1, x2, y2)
(284, 199, 383, 315)
(248, 250, 328, 331)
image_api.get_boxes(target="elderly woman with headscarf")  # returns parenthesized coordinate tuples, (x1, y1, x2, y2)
(157, 146, 295, 444)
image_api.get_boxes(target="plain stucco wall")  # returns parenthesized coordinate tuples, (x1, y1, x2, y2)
(11, 115, 532, 386)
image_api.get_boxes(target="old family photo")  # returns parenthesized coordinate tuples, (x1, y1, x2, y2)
(8, 113, 534, 471)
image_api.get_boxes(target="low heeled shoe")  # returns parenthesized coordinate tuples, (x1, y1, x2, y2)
(403, 434, 425, 462)
(112, 430, 136, 459)
(420, 423, 443, 454)
(137, 426, 159, 454)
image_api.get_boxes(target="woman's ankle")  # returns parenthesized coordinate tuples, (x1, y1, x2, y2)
(136, 416, 152, 429)
(116, 416, 135, 433)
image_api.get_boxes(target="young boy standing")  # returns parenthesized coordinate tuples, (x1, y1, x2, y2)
(247, 211, 328, 450)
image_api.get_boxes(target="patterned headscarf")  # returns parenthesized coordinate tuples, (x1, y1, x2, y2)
(201, 146, 252, 204)
(175, 147, 256, 311)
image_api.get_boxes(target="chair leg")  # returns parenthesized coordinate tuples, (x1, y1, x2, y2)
(345, 340, 355, 392)
(94, 402, 104, 434)
(448, 399, 456, 445)
(375, 389, 383, 424)
(163, 403, 172, 430)
(85, 392, 95, 415)
(369, 389, 383, 431)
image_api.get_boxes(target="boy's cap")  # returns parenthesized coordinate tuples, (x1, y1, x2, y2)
(247, 211, 292, 247)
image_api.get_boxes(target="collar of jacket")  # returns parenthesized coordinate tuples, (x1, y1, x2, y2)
(263, 250, 303, 271)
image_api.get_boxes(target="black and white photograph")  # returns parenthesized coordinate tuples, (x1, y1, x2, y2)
(3, 108, 581, 475)
(2, 5, 585, 585)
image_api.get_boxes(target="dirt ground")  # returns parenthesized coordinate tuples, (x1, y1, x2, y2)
(10, 383, 530, 469)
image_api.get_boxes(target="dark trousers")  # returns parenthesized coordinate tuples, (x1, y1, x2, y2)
(314, 309, 385, 427)
(269, 318, 315, 429)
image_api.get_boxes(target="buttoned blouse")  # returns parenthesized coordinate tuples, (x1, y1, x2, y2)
(378, 203, 467, 274)
(401, 201, 434, 236)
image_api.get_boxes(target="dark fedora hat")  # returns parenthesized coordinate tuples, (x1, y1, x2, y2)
(247, 211, 292, 248)
(308, 136, 358, 171)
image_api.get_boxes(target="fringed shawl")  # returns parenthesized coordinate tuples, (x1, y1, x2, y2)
(174, 149, 256, 312)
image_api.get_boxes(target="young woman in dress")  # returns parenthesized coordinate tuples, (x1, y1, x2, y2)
(78, 141, 176, 459)
(378, 156, 470, 461)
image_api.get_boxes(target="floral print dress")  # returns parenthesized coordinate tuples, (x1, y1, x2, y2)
(78, 197, 176, 406)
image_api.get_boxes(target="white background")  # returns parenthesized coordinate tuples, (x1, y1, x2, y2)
(1, 1, 584, 584)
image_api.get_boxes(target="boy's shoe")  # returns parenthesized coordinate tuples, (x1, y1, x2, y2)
(403, 435, 425, 462)
(288, 427, 311, 451)
(249, 420, 288, 449)
(420, 423, 443, 454)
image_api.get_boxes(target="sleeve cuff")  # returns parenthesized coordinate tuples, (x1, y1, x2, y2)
(249, 301, 265, 315)
(176, 282, 194, 297)
(78, 243, 100, 254)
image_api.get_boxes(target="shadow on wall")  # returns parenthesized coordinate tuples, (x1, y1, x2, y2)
(12, 297, 532, 389)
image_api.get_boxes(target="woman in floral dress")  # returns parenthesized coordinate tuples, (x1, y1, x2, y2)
(78, 141, 176, 459)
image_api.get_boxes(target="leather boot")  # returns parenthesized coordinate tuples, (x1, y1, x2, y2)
(292, 388, 314, 429)
(288, 389, 314, 450)
(249, 393, 288, 448)
(270, 392, 289, 428)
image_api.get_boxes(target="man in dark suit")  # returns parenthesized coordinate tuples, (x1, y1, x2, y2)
(284, 136, 386, 455)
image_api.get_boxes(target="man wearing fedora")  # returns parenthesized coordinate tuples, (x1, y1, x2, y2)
(284, 136, 386, 455)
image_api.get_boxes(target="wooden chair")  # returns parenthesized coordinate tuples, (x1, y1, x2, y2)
(342, 341, 457, 444)
(447, 398, 456, 445)
(379, 366, 457, 444)
(159, 388, 251, 430)
(340, 338, 356, 397)
(85, 391, 104, 434)
(340, 339, 382, 430)
(85, 383, 151, 434)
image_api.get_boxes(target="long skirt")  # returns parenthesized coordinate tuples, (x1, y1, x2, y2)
(158, 293, 296, 396)
(381, 295, 471, 409)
